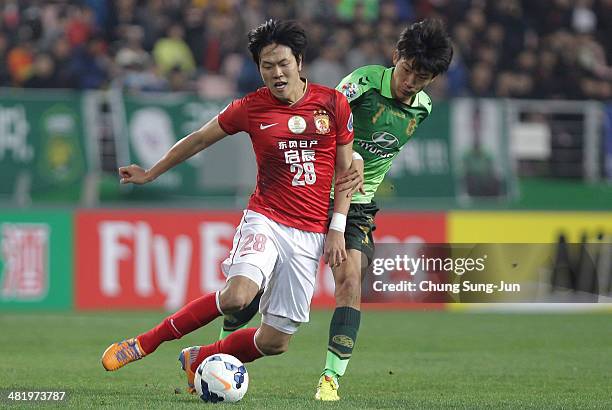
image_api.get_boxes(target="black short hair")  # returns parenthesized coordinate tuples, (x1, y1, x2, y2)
(396, 18, 453, 76)
(247, 19, 307, 66)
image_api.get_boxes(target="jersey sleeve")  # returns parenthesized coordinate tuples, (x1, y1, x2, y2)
(217, 96, 249, 135)
(418, 91, 433, 116)
(334, 90, 354, 145)
(336, 65, 382, 104)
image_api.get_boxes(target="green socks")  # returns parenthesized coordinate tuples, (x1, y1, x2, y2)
(323, 306, 361, 379)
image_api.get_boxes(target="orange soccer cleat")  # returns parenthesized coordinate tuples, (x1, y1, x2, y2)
(101, 338, 147, 371)
(178, 346, 202, 394)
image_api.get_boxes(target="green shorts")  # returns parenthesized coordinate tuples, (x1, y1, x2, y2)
(328, 200, 379, 267)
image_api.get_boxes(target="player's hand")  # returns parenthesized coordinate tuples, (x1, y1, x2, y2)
(118, 164, 152, 185)
(335, 161, 365, 197)
(324, 229, 347, 268)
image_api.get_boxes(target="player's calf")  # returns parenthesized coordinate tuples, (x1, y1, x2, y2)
(334, 271, 362, 307)
(254, 337, 289, 356)
(249, 322, 291, 355)
(186, 325, 281, 378)
(332, 250, 364, 307)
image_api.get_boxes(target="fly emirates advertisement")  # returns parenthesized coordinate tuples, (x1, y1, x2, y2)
(75, 210, 445, 310)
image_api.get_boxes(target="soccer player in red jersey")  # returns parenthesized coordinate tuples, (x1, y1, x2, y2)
(101, 20, 361, 392)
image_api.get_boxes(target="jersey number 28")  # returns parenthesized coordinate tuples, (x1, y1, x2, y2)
(290, 162, 317, 186)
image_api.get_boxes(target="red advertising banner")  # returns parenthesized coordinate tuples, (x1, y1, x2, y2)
(75, 210, 446, 311)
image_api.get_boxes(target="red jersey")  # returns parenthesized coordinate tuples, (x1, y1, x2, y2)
(218, 82, 354, 233)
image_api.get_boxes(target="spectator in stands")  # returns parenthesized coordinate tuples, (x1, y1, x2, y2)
(336, 0, 379, 22)
(308, 43, 346, 88)
(452, 22, 475, 65)
(469, 62, 494, 97)
(182, 4, 206, 68)
(166, 65, 192, 92)
(199, 12, 243, 74)
(115, 48, 168, 93)
(152, 23, 195, 76)
(50, 35, 76, 89)
(0, 32, 11, 86)
(23, 53, 61, 89)
(445, 48, 469, 97)
(115, 25, 150, 72)
(572, 0, 597, 34)
(345, 39, 384, 72)
(576, 32, 612, 81)
(236, 55, 264, 94)
(533, 49, 562, 98)
(7, 35, 34, 86)
(65, 4, 95, 48)
(595, 0, 612, 60)
(69, 36, 110, 89)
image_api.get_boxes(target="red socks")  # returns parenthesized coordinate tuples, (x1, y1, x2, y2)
(135, 292, 264, 370)
(191, 327, 263, 372)
(137, 292, 222, 354)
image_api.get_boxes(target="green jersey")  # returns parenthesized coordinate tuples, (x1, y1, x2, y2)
(336, 65, 432, 203)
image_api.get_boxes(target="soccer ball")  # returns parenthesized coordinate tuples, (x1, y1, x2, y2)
(194, 354, 249, 403)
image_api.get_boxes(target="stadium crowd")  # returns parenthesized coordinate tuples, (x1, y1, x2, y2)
(1, 0, 611, 100)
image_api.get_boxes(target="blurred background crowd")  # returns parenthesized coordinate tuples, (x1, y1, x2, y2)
(1, 0, 611, 100)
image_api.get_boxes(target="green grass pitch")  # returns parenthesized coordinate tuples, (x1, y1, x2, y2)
(1, 310, 611, 409)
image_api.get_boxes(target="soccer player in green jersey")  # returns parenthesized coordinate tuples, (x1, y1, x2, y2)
(215, 18, 454, 401)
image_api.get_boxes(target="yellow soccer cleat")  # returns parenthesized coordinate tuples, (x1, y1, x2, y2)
(178, 346, 201, 394)
(101, 338, 147, 371)
(315, 375, 340, 401)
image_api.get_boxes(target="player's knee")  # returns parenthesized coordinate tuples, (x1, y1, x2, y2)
(219, 288, 254, 314)
(219, 276, 260, 313)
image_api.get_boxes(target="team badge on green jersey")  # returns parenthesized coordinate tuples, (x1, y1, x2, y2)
(341, 82, 359, 100)
(406, 118, 418, 136)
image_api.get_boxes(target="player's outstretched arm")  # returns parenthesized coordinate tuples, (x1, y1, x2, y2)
(332, 142, 354, 213)
(118, 117, 228, 185)
(324, 142, 355, 267)
(335, 152, 365, 196)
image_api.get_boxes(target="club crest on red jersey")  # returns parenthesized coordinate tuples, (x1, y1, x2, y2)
(313, 110, 330, 135)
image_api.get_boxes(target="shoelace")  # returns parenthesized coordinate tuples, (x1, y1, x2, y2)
(116, 341, 140, 363)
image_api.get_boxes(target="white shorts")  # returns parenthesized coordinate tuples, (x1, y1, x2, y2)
(221, 210, 325, 333)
